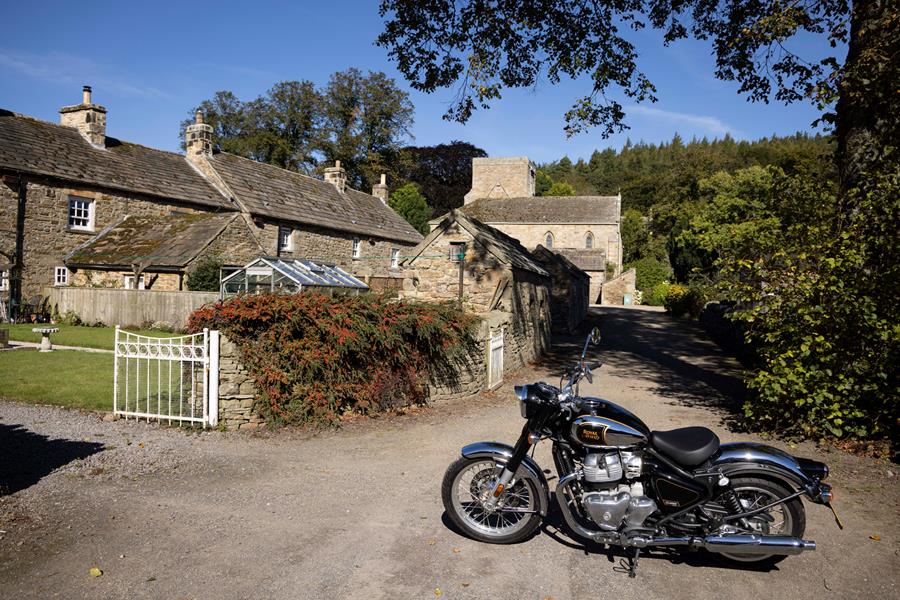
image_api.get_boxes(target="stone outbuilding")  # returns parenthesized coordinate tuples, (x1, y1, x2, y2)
(401, 210, 552, 391)
(530, 245, 590, 334)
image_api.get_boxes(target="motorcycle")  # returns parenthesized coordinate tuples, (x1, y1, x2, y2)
(441, 327, 842, 576)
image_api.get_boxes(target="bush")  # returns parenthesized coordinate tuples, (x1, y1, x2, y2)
(664, 283, 709, 318)
(187, 256, 224, 292)
(189, 293, 477, 425)
(56, 310, 82, 326)
(627, 256, 672, 291)
(645, 283, 670, 306)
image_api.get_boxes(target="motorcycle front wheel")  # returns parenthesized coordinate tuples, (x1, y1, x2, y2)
(441, 456, 543, 544)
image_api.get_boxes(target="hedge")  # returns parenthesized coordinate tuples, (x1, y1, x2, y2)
(189, 293, 477, 425)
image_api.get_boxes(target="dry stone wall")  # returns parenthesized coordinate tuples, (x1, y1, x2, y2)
(217, 334, 265, 430)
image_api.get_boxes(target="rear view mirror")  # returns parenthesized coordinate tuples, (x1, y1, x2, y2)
(590, 326, 602, 345)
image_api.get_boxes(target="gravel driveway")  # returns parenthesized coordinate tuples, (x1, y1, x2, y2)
(1, 307, 897, 600)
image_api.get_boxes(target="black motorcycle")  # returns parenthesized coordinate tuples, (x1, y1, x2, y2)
(441, 328, 841, 576)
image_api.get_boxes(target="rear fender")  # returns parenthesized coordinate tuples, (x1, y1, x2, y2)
(710, 442, 831, 503)
(461, 441, 551, 516)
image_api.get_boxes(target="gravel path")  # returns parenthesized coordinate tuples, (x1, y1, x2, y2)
(1, 306, 897, 600)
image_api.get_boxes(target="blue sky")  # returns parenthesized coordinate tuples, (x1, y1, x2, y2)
(1, 1, 837, 164)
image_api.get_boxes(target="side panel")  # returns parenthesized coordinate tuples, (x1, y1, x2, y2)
(461, 441, 551, 516)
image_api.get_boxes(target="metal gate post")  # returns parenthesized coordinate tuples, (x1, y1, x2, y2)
(208, 330, 219, 427)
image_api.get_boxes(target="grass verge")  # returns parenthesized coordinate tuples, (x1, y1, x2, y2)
(0, 349, 113, 411)
(5, 324, 180, 351)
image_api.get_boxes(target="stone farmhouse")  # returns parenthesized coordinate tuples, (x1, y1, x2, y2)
(0, 87, 422, 318)
(443, 156, 627, 304)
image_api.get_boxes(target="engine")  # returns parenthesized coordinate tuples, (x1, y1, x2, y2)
(579, 451, 657, 531)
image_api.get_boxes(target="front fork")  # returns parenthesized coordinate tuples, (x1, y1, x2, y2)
(485, 424, 533, 508)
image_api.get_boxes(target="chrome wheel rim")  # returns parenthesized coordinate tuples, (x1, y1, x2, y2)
(450, 460, 535, 538)
(719, 484, 793, 562)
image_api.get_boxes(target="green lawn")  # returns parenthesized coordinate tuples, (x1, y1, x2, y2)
(5, 324, 181, 351)
(0, 349, 113, 411)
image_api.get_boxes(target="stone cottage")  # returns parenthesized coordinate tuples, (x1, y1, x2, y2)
(401, 210, 552, 392)
(530, 244, 590, 334)
(446, 156, 629, 303)
(0, 87, 422, 318)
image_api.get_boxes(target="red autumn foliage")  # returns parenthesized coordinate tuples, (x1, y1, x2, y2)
(189, 293, 476, 425)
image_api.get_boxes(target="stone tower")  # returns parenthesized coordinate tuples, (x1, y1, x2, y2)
(464, 157, 536, 204)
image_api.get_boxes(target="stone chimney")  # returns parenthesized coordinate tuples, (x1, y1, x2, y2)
(372, 173, 388, 203)
(59, 85, 107, 148)
(324, 160, 347, 193)
(185, 110, 214, 160)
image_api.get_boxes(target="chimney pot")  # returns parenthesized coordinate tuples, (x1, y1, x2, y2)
(82, 85, 92, 104)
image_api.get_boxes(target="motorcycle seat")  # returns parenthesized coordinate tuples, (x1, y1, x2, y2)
(650, 427, 720, 467)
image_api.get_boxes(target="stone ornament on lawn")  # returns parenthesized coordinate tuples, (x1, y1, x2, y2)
(32, 327, 60, 352)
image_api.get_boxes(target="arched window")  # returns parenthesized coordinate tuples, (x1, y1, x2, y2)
(544, 232, 554, 248)
(585, 232, 594, 249)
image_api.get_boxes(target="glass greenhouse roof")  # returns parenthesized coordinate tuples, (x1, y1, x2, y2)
(220, 257, 369, 298)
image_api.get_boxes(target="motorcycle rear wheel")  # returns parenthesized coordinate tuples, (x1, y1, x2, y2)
(442, 456, 543, 544)
(713, 476, 806, 566)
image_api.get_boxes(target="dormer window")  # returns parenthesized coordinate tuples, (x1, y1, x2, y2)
(68, 195, 95, 231)
(352, 237, 361, 259)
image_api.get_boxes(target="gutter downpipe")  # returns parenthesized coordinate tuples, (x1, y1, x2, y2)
(11, 173, 26, 321)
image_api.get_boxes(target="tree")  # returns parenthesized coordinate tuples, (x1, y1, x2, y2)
(396, 141, 487, 216)
(187, 256, 223, 292)
(544, 181, 576, 196)
(388, 183, 433, 234)
(378, 1, 851, 137)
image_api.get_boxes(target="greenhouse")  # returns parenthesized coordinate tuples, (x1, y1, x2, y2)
(220, 257, 369, 299)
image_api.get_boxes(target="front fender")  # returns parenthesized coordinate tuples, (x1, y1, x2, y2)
(461, 441, 551, 516)
(710, 442, 831, 503)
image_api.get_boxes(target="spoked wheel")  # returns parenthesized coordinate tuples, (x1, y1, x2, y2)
(712, 476, 806, 565)
(441, 456, 542, 544)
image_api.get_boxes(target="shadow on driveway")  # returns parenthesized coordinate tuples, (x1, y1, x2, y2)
(0, 422, 104, 496)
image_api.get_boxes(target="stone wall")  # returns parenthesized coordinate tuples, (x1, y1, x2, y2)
(600, 268, 637, 305)
(254, 219, 415, 280)
(481, 222, 621, 270)
(12, 174, 205, 300)
(70, 270, 181, 291)
(464, 157, 535, 203)
(216, 334, 264, 430)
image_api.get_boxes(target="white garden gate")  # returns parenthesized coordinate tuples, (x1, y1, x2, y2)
(113, 326, 219, 426)
(488, 328, 504, 389)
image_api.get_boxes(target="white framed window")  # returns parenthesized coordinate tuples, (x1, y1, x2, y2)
(67, 195, 95, 231)
(585, 232, 594, 249)
(54, 266, 68, 286)
(0, 269, 7, 291)
(352, 237, 361, 259)
(390, 248, 400, 269)
(123, 274, 146, 290)
(278, 226, 293, 252)
(544, 232, 554, 248)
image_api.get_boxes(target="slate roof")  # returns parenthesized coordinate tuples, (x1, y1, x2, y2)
(209, 153, 423, 244)
(66, 212, 237, 269)
(460, 195, 620, 224)
(554, 248, 608, 272)
(406, 210, 549, 277)
(531, 245, 590, 281)
(0, 110, 231, 209)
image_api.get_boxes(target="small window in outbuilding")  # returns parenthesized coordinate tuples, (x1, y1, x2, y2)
(390, 248, 400, 269)
(585, 232, 594, 249)
(544, 232, 554, 248)
(352, 237, 361, 259)
(0, 269, 7, 291)
(449, 242, 466, 261)
(54, 266, 68, 286)
(123, 274, 146, 290)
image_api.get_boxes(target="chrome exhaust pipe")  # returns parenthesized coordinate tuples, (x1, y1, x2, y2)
(701, 535, 816, 556)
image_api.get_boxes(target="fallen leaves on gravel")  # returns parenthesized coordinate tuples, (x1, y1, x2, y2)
(870, 534, 881, 541)
(434, 588, 442, 597)
(89, 567, 102, 577)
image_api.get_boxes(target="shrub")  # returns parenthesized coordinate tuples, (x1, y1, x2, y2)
(627, 256, 672, 291)
(645, 283, 670, 306)
(56, 310, 82, 326)
(148, 320, 175, 333)
(189, 293, 477, 425)
(664, 283, 709, 318)
(187, 256, 224, 292)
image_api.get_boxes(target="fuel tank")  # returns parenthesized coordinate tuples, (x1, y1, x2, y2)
(569, 397, 651, 448)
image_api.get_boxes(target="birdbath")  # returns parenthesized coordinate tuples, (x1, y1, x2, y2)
(32, 327, 60, 352)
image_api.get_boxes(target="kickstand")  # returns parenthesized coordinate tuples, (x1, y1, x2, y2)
(628, 548, 641, 578)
